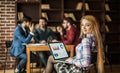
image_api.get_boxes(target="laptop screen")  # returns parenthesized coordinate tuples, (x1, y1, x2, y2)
(48, 42, 69, 60)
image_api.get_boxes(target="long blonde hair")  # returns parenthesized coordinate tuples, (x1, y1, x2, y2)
(80, 15, 104, 73)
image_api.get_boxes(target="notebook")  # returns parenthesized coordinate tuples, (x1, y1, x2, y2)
(48, 42, 71, 64)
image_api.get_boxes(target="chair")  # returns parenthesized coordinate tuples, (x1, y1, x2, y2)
(4, 41, 10, 73)
(4, 40, 17, 73)
(4, 40, 20, 73)
(4, 40, 42, 73)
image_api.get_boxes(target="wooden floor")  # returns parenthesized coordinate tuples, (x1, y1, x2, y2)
(0, 65, 120, 73)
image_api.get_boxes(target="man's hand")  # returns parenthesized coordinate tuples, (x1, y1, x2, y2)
(56, 26, 63, 35)
(65, 58, 73, 64)
(29, 23, 34, 32)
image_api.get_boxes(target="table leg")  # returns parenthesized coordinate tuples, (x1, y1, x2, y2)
(26, 47, 30, 73)
(70, 46, 74, 57)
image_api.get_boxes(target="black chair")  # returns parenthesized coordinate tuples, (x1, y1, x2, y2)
(4, 40, 11, 73)
(4, 41, 11, 72)
(4, 40, 20, 73)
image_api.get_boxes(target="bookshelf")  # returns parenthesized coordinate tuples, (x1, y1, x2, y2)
(105, 0, 120, 64)
(84, 0, 105, 25)
(16, 0, 105, 30)
(16, 0, 120, 64)
(41, 0, 62, 27)
(16, 1, 40, 24)
(63, 0, 84, 29)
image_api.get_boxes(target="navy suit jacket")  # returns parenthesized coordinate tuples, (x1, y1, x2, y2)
(10, 24, 33, 57)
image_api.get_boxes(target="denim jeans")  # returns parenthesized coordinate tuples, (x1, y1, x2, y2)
(17, 52, 36, 71)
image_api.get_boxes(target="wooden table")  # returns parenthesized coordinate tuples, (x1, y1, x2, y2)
(26, 44, 74, 73)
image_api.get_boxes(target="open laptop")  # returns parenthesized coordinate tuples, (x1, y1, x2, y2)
(48, 42, 71, 64)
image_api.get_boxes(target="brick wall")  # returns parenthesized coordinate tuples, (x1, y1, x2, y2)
(0, 0, 16, 69)
(0, 0, 39, 70)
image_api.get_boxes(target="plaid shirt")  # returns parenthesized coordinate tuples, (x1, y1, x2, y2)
(72, 34, 95, 68)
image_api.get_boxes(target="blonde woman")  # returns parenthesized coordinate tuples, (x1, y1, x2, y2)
(79, 15, 105, 73)
(45, 15, 104, 73)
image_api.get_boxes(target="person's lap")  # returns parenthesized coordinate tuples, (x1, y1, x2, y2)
(16, 52, 36, 72)
(37, 51, 51, 67)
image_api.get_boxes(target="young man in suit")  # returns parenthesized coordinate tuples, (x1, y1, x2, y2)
(10, 17, 36, 73)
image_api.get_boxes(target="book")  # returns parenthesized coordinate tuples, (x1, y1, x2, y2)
(18, 12, 24, 20)
(85, 3, 89, 10)
(41, 4, 50, 9)
(105, 45, 108, 52)
(76, 2, 83, 10)
(105, 4, 110, 11)
(105, 14, 112, 22)
(69, 13, 76, 21)
(105, 25, 109, 32)
(41, 12, 48, 20)
(64, 13, 76, 21)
